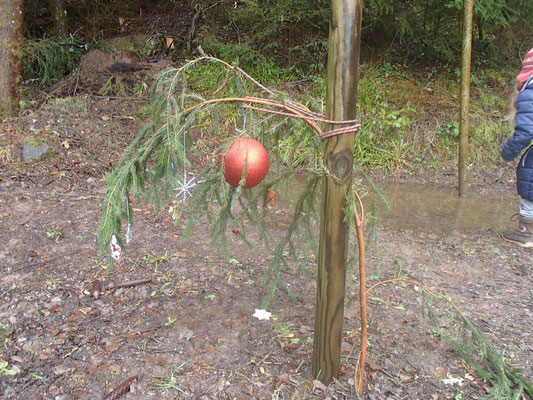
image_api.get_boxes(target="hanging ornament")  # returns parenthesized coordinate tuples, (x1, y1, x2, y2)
(175, 174, 196, 202)
(110, 234, 122, 261)
(223, 136, 269, 188)
(174, 130, 196, 202)
(125, 200, 132, 244)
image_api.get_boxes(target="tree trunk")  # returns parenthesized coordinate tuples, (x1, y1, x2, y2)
(312, 0, 362, 385)
(50, 0, 68, 39)
(0, 0, 23, 117)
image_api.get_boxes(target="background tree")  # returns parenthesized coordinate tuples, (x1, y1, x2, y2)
(225, 0, 533, 69)
(0, 0, 23, 117)
(49, 0, 67, 38)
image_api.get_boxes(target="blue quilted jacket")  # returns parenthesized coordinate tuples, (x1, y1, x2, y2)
(501, 78, 533, 200)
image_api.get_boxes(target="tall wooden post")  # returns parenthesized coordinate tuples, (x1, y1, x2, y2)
(313, 0, 362, 384)
(458, 0, 474, 196)
(0, 0, 24, 117)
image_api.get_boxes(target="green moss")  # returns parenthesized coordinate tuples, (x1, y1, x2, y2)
(26, 137, 47, 146)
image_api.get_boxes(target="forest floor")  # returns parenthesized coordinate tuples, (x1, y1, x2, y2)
(0, 51, 532, 400)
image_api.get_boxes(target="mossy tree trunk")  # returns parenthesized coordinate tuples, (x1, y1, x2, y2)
(313, 0, 362, 385)
(0, 0, 23, 117)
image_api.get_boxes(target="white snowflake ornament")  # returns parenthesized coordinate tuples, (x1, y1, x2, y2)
(175, 174, 196, 202)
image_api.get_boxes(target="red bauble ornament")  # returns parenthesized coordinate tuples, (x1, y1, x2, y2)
(223, 137, 269, 188)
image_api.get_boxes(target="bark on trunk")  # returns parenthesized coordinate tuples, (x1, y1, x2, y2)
(0, 0, 24, 117)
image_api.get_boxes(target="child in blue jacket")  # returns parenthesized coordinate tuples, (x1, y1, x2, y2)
(501, 47, 533, 247)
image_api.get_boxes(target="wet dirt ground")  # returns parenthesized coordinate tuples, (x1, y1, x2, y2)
(1, 94, 532, 400)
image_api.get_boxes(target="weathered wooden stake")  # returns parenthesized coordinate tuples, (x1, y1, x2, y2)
(458, 0, 474, 196)
(313, 0, 362, 384)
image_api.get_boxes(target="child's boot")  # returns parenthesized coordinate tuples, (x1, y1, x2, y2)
(502, 215, 533, 247)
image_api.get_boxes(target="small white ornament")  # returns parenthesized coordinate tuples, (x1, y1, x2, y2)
(175, 174, 196, 202)
(253, 309, 272, 321)
(110, 234, 122, 261)
(125, 223, 132, 244)
(442, 374, 465, 386)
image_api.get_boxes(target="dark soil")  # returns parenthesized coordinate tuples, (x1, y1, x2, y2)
(0, 54, 532, 400)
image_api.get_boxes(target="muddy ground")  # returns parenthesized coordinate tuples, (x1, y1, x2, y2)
(1, 59, 532, 400)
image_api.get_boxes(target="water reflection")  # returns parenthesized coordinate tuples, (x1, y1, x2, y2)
(377, 182, 517, 236)
(268, 177, 517, 237)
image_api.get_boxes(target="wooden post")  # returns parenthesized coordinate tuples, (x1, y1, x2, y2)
(313, 0, 362, 384)
(458, 0, 474, 196)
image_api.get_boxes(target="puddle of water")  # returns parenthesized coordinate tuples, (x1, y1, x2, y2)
(376, 182, 518, 237)
(271, 177, 518, 237)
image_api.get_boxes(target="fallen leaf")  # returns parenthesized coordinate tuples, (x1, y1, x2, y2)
(125, 332, 140, 341)
(178, 329, 195, 341)
(88, 362, 108, 374)
(283, 341, 300, 350)
(266, 188, 276, 206)
(73, 390, 89, 399)
(278, 373, 290, 384)
(166, 37, 175, 49)
(341, 342, 352, 353)
(92, 280, 102, 299)
(64, 314, 79, 323)
(313, 379, 327, 391)
(400, 372, 413, 382)
(50, 296, 62, 306)
(38, 349, 54, 360)
(434, 366, 449, 379)
(143, 353, 168, 367)
(54, 365, 72, 375)
(222, 320, 235, 328)
(48, 305, 61, 313)
(104, 338, 120, 353)
(367, 359, 381, 371)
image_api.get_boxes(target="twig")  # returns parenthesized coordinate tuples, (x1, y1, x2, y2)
(352, 188, 367, 396)
(366, 278, 464, 316)
(294, 359, 306, 374)
(106, 278, 153, 290)
(103, 375, 139, 400)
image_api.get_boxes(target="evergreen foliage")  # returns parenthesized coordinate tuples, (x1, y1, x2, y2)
(363, 0, 533, 65)
(218, 0, 532, 68)
(421, 289, 533, 398)
(23, 36, 87, 87)
(98, 55, 340, 306)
